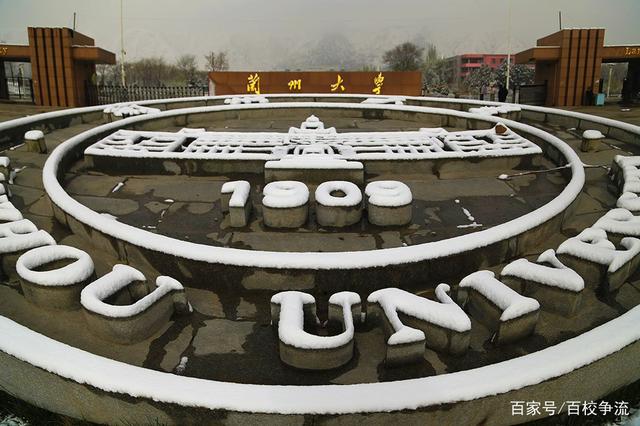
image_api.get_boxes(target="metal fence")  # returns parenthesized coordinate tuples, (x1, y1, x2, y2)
(85, 84, 209, 105)
(2, 77, 35, 103)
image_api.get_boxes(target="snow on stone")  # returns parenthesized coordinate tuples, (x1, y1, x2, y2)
(0, 305, 640, 414)
(0, 157, 9, 167)
(616, 192, 640, 212)
(368, 285, 471, 342)
(457, 222, 483, 229)
(80, 265, 183, 318)
(582, 129, 605, 139)
(178, 127, 206, 134)
(9, 143, 25, 151)
(43, 100, 585, 270)
(315, 181, 362, 207)
(468, 105, 521, 115)
(442, 124, 540, 157)
(263, 181, 309, 208)
(221, 180, 251, 207)
(501, 249, 584, 292)
(462, 207, 475, 222)
(24, 130, 44, 140)
(16, 245, 94, 286)
(174, 356, 188, 374)
(615, 155, 640, 168)
(103, 103, 161, 117)
(557, 228, 640, 274)
(111, 182, 125, 193)
(459, 271, 540, 321)
(498, 174, 509, 180)
(100, 213, 118, 220)
(224, 95, 269, 105)
(84, 115, 540, 162)
(593, 208, 640, 237)
(271, 291, 359, 349)
(362, 96, 405, 105)
(365, 181, 412, 207)
(0, 219, 56, 254)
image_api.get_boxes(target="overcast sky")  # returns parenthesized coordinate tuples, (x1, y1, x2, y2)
(1, 0, 639, 70)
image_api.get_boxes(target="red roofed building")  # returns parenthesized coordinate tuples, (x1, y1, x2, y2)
(444, 54, 512, 86)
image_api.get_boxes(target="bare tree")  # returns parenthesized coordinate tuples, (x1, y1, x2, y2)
(176, 54, 199, 85)
(204, 51, 229, 72)
(382, 42, 424, 71)
(130, 57, 173, 86)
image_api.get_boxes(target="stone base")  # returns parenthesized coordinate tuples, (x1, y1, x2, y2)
(20, 278, 91, 311)
(25, 137, 47, 154)
(581, 137, 602, 152)
(501, 276, 582, 317)
(229, 203, 252, 227)
(82, 293, 176, 344)
(400, 312, 470, 355)
(263, 204, 308, 228)
(496, 311, 539, 345)
(464, 288, 538, 345)
(556, 253, 638, 293)
(367, 203, 412, 226)
(316, 204, 362, 227)
(264, 168, 364, 185)
(368, 303, 425, 365)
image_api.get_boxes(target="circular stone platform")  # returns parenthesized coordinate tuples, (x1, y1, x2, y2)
(0, 94, 639, 425)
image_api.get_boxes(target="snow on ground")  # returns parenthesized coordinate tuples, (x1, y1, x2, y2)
(111, 182, 125, 193)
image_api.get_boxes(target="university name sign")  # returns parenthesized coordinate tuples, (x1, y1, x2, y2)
(209, 71, 422, 96)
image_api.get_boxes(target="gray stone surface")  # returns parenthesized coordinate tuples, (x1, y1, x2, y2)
(192, 319, 254, 356)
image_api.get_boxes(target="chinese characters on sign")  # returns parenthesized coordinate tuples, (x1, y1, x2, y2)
(330, 74, 345, 92)
(211, 71, 422, 96)
(372, 72, 384, 94)
(247, 73, 261, 94)
(511, 400, 629, 417)
(0, 47, 8, 56)
(288, 79, 302, 91)
(624, 47, 640, 56)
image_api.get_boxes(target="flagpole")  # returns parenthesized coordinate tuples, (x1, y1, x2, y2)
(120, 0, 126, 87)
(506, 0, 512, 92)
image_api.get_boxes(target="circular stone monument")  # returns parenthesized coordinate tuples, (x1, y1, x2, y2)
(0, 94, 638, 425)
